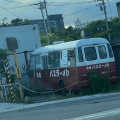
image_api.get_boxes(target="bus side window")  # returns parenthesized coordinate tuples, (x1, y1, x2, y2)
(35, 54, 41, 69)
(30, 55, 36, 70)
(84, 47, 97, 61)
(98, 45, 107, 59)
(68, 49, 76, 67)
(54, 51, 60, 67)
(41, 56, 48, 70)
(48, 51, 60, 68)
(78, 47, 83, 62)
(48, 52, 55, 68)
(107, 44, 113, 58)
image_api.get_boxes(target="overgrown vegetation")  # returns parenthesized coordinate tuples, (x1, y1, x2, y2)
(79, 72, 111, 96)
(41, 17, 120, 46)
(71, 73, 120, 97)
(1, 17, 120, 46)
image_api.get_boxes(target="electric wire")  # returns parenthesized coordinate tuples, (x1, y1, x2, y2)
(0, 5, 21, 18)
(64, 5, 98, 18)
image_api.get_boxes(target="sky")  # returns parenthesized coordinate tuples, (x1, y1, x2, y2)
(0, 0, 120, 27)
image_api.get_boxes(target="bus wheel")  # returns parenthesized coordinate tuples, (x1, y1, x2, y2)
(59, 81, 68, 96)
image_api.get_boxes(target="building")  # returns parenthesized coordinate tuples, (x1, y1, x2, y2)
(30, 14, 64, 33)
(48, 14, 64, 29)
(0, 24, 41, 87)
(74, 18, 87, 29)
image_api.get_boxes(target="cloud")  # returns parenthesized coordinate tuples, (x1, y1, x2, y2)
(0, 0, 119, 26)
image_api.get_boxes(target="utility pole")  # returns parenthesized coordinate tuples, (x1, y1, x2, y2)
(13, 50, 23, 101)
(39, 1, 50, 45)
(97, 0, 111, 40)
(43, 0, 51, 33)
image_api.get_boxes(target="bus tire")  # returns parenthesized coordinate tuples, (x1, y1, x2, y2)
(59, 81, 68, 96)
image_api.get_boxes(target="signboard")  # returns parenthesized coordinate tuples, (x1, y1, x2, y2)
(61, 50, 68, 67)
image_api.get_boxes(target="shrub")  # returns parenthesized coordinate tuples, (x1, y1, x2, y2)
(88, 72, 111, 94)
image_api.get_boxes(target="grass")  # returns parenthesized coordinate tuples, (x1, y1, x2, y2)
(1, 74, 120, 103)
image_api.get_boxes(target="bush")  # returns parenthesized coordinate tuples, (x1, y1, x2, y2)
(88, 72, 111, 94)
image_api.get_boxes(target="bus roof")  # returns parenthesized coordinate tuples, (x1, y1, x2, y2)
(32, 38, 109, 55)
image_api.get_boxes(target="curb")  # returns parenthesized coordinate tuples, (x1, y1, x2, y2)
(0, 92, 120, 114)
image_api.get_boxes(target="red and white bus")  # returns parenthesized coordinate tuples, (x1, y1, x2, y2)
(28, 38, 116, 93)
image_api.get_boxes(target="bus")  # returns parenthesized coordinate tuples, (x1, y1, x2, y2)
(28, 38, 116, 94)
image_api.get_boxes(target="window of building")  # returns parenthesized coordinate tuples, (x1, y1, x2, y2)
(84, 47, 97, 61)
(107, 44, 113, 58)
(98, 45, 107, 59)
(78, 47, 83, 62)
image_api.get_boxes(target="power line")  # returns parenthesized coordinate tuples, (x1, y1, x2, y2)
(47, 1, 96, 6)
(64, 5, 98, 17)
(0, 5, 21, 18)
(2, 0, 96, 9)
(3, 0, 32, 4)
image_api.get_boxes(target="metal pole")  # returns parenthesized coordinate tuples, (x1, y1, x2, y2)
(5, 59, 15, 102)
(102, 0, 111, 40)
(44, 0, 51, 33)
(39, 1, 50, 45)
(13, 50, 23, 101)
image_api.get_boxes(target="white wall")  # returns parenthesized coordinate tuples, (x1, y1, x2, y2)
(0, 24, 41, 74)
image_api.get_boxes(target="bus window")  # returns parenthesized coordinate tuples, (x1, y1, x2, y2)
(48, 52, 55, 68)
(35, 54, 41, 69)
(48, 51, 60, 68)
(30, 55, 36, 70)
(107, 44, 113, 58)
(68, 50, 75, 61)
(54, 51, 60, 67)
(78, 47, 83, 62)
(98, 45, 107, 59)
(68, 50, 76, 67)
(84, 47, 97, 61)
(42, 56, 48, 70)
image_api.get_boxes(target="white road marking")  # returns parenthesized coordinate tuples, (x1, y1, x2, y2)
(64, 108, 120, 120)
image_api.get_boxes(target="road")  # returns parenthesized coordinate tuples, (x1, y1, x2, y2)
(0, 95, 120, 120)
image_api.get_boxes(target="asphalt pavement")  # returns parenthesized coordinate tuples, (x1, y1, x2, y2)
(1, 92, 120, 114)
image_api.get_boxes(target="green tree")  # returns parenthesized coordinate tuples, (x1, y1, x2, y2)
(11, 18, 23, 26)
(41, 17, 120, 46)
(85, 17, 120, 40)
(40, 33, 61, 46)
(0, 49, 8, 60)
(22, 19, 30, 25)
